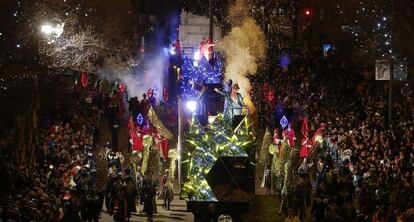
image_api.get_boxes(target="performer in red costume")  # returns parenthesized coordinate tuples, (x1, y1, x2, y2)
(154, 132, 169, 160)
(299, 137, 312, 158)
(128, 116, 144, 151)
(199, 38, 207, 59)
(131, 127, 144, 151)
(198, 37, 215, 61)
(283, 123, 296, 148)
(204, 37, 215, 61)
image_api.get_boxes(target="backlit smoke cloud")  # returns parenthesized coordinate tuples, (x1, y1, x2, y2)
(97, 49, 167, 102)
(218, 0, 267, 110)
(120, 51, 167, 102)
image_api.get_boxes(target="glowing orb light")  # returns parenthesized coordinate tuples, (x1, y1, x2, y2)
(169, 46, 176, 55)
(185, 100, 197, 113)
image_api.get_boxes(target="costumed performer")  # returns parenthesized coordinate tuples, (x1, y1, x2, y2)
(204, 37, 215, 61)
(189, 80, 208, 125)
(154, 131, 169, 161)
(283, 123, 296, 148)
(223, 79, 233, 119)
(196, 81, 208, 125)
(270, 128, 283, 192)
(299, 137, 312, 159)
(214, 83, 244, 121)
(276, 130, 291, 193)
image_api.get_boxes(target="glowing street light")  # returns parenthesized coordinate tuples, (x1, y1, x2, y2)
(40, 22, 64, 38)
(41, 24, 54, 35)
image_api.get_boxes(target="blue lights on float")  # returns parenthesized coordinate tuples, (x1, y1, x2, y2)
(180, 52, 223, 101)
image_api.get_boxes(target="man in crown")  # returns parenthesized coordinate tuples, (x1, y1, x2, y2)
(215, 83, 244, 122)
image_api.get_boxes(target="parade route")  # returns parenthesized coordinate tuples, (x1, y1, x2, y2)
(101, 191, 194, 222)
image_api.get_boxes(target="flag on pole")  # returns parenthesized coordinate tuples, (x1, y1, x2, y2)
(81, 72, 88, 88)
(163, 86, 169, 102)
(118, 83, 125, 93)
(129, 116, 144, 151)
(128, 116, 136, 138)
(301, 116, 309, 137)
(174, 39, 181, 57)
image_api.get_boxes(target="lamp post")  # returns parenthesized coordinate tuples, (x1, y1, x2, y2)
(209, 0, 213, 40)
(388, 0, 394, 131)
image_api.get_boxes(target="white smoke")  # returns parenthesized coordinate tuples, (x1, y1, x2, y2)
(218, 0, 267, 112)
(97, 49, 167, 102)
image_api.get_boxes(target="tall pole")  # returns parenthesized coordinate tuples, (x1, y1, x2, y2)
(209, 0, 213, 40)
(389, 64, 393, 129)
(388, 0, 394, 130)
(177, 96, 182, 190)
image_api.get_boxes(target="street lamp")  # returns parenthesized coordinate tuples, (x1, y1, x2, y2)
(40, 22, 65, 40)
(41, 24, 54, 35)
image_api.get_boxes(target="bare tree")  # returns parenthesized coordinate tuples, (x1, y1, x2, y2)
(35, 0, 141, 74)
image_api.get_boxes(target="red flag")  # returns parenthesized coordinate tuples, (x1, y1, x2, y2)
(267, 90, 274, 102)
(129, 116, 144, 151)
(174, 39, 181, 56)
(300, 137, 311, 158)
(147, 88, 154, 98)
(118, 83, 125, 93)
(301, 116, 309, 137)
(81, 72, 88, 88)
(163, 86, 169, 102)
(128, 116, 136, 138)
(161, 138, 169, 159)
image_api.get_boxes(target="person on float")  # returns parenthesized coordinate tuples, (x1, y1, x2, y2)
(283, 123, 296, 148)
(273, 128, 282, 156)
(222, 79, 233, 121)
(141, 93, 150, 116)
(194, 81, 208, 125)
(199, 37, 207, 59)
(147, 88, 156, 107)
(204, 37, 215, 61)
(130, 126, 143, 152)
(215, 83, 244, 121)
(300, 136, 312, 159)
(154, 131, 168, 161)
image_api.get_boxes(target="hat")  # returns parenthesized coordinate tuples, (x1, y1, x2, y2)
(232, 83, 240, 90)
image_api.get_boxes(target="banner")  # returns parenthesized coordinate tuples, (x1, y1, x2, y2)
(375, 60, 391, 80)
(393, 57, 408, 81)
(179, 10, 222, 55)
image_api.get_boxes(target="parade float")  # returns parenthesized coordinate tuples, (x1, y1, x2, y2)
(178, 38, 256, 220)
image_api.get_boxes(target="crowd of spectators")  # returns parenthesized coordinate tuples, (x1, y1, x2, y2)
(0, 84, 109, 221)
(0, 79, 168, 222)
(251, 50, 414, 221)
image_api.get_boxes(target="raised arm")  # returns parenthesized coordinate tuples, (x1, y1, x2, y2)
(214, 88, 227, 96)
